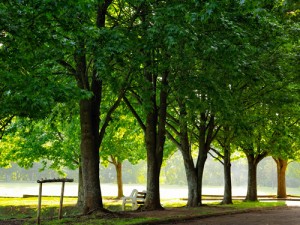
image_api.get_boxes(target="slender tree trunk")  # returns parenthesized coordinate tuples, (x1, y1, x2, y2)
(196, 113, 215, 205)
(273, 157, 288, 198)
(222, 142, 232, 204)
(167, 99, 199, 207)
(115, 162, 123, 198)
(196, 153, 207, 206)
(178, 101, 199, 207)
(77, 165, 84, 208)
(181, 149, 200, 207)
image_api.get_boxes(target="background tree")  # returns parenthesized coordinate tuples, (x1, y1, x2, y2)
(101, 104, 146, 198)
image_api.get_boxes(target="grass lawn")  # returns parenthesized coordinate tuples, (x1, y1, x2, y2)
(0, 197, 286, 225)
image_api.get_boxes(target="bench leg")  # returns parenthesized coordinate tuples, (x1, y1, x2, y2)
(132, 202, 137, 210)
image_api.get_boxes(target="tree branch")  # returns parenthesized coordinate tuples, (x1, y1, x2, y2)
(210, 147, 224, 159)
(123, 96, 146, 132)
(166, 130, 181, 149)
(57, 60, 77, 76)
(208, 151, 224, 165)
(99, 90, 126, 144)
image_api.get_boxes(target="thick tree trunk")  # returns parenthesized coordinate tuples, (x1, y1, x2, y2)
(77, 165, 84, 208)
(75, 1, 113, 214)
(115, 162, 123, 198)
(183, 157, 199, 207)
(245, 154, 258, 201)
(144, 70, 168, 210)
(273, 157, 288, 198)
(222, 142, 232, 204)
(245, 151, 268, 202)
(144, 105, 164, 210)
(80, 99, 103, 213)
(145, 149, 162, 210)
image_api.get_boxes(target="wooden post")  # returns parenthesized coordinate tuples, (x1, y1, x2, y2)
(58, 181, 65, 219)
(37, 182, 43, 225)
(36, 178, 73, 223)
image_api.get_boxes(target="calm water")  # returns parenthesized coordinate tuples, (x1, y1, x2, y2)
(2, 182, 300, 207)
(0, 182, 272, 198)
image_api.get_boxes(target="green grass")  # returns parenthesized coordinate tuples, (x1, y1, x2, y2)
(0, 197, 79, 220)
(0, 197, 287, 225)
(222, 200, 286, 209)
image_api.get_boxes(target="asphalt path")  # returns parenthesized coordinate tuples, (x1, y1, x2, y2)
(164, 206, 300, 225)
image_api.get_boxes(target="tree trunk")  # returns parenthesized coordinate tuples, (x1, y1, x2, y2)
(196, 153, 207, 206)
(178, 101, 200, 207)
(245, 151, 268, 201)
(76, 1, 112, 214)
(80, 99, 103, 213)
(144, 70, 168, 210)
(144, 103, 164, 210)
(77, 165, 84, 208)
(145, 148, 162, 210)
(196, 113, 215, 205)
(245, 154, 258, 201)
(183, 157, 199, 207)
(115, 161, 123, 198)
(222, 142, 232, 204)
(181, 145, 199, 207)
(273, 157, 288, 198)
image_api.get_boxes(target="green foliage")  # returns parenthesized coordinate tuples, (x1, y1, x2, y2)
(0, 102, 80, 172)
(101, 103, 146, 166)
(0, 0, 299, 209)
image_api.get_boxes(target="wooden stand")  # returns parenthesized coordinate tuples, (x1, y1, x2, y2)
(36, 178, 73, 225)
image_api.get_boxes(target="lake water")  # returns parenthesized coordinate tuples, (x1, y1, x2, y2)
(0, 182, 270, 198)
(2, 182, 300, 207)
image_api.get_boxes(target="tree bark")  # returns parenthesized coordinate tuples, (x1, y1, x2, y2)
(183, 156, 199, 207)
(273, 157, 288, 198)
(144, 70, 168, 210)
(80, 98, 103, 213)
(178, 101, 200, 207)
(76, 1, 112, 214)
(196, 153, 207, 206)
(245, 154, 258, 201)
(222, 142, 232, 204)
(245, 152, 267, 201)
(77, 165, 84, 208)
(196, 113, 216, 205)
(115, 161, 123, 198)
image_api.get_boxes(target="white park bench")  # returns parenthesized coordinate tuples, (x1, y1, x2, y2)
(122, 189, 146, 211)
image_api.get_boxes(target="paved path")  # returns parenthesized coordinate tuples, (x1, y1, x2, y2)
(165, 207, 300, 225)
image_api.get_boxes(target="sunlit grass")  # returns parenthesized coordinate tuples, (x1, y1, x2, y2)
(224, 200, 286, 209)
(161, 198, 186, 207)
(0, 197, 77, 206)
(0, 197, 79, 220)
(0, 197, 288, 225)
